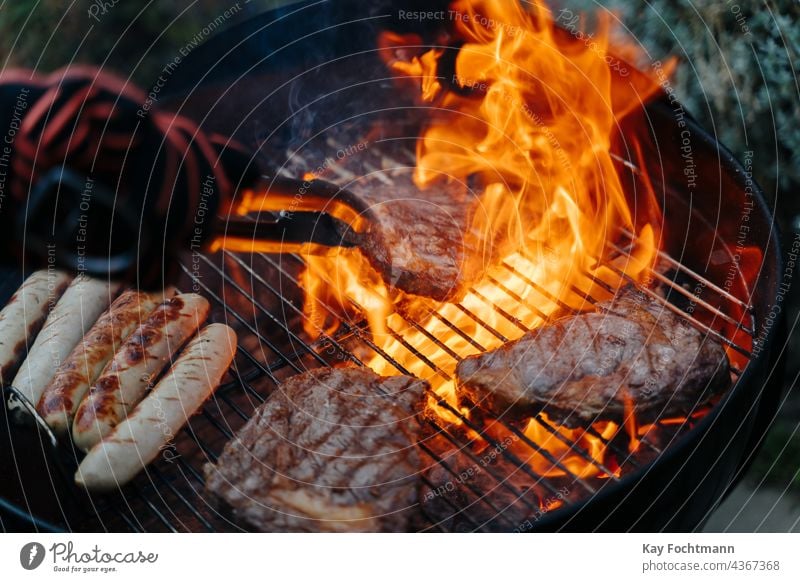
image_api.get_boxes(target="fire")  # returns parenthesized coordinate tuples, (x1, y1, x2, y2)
(299, 0, 666, 479)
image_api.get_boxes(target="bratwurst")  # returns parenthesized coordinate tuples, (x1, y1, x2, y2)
(37, 290, 167, 435)
(72, 293, 210, 451)
(0, 270, 71, 386)
(10, 275, 120, 408)
(456, 287, 731, 427)
(76, 323, 236, 491)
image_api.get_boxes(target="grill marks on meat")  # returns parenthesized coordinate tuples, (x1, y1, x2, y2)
(204, 367, 426, 532)
(341, 173, 482, 302)
(456, 287, 731, 427)
(72, 293, 210, 451)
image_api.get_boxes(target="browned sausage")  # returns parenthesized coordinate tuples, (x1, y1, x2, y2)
(75, 324, 237, 491)
(37, 289, 171, 435)
(72, 293, 210, 451)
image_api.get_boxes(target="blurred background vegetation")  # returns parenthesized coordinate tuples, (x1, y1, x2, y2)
(1, 0, 798, 520)
(0, 1, 281, 84)
(567, 0, 800, 199)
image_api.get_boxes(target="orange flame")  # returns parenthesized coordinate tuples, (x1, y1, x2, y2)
(300, 0, 667, 479)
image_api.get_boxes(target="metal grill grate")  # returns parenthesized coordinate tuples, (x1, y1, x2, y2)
(67, 210, 754, 532)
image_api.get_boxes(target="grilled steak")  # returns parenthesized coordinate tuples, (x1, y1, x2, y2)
(341, 171, 482, 302)
(204, 367, 426, 532)
(456, 287, 731, 426)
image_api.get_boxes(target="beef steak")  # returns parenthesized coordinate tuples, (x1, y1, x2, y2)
(332, 168, 482, 302)
(204, 367, 426, 532)
(455, 287, 731, 427)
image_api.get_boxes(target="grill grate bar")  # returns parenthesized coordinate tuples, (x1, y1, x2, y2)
(417, 441, 520, 531)
(468, 287, 531, 334)
(486, 273, 552, 323)
(416, 474, 487, 532)
(619, 228, 754, 312)
(181, 419, 220, 463)
(222, 365, 267, 405)
(95, 489, 148, 533)
(148, 465, 215, 532)
(197, 254, 330, 370)
(383, 326, 451, 380)
(421, 421, 545, 514)
(430, 398, 586, 497)
(566, 282, 600, 308)
(501, 257, 580, 314)
(173, 454, 207, 485)
(582, 424, 642, 469)
(115, 509, 144, 533)
(86, 495, 143, 532)
(430, 311, 487, 353)
(137, 473, 191, 532)
(214, 390, 254, 422)
(130, 485, 178, 532)
(226, 252, 366, 368)
(197, 409, 234, 441)
(400, 317, 464, 363)
(114, 501, 145, 533)
(341, 324, 415, 376)
(523, 417, 621, 481)
(179, 263, 287, 383)
(607, 240, 755, 335)
(452, 303, 509, 342)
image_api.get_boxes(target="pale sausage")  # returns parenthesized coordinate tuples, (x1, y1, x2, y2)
(10, 275, 120, 408)
(0, 270, 72, 386)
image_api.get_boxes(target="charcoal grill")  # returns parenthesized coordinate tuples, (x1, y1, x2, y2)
(0, 0, 784, 532)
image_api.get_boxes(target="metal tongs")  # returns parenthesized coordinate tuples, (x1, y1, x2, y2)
(214, 175, 376, 256)
(23, 168, 376, 281)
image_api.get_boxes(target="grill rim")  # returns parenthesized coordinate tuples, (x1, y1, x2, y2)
(0, 97, 781, 534)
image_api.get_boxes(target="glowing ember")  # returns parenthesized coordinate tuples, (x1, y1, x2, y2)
(299, 0, 669, 479)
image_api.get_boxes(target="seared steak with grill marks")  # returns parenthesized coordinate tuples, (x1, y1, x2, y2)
(204, 367, 426, 532)
(456, 287, 731, 427)
(341, 173, 482, 302)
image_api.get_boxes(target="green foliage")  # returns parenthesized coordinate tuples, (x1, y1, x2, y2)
(748, 420, 800, 493)
(0, 0, 282, 85)
(565, 0, 800, 197)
